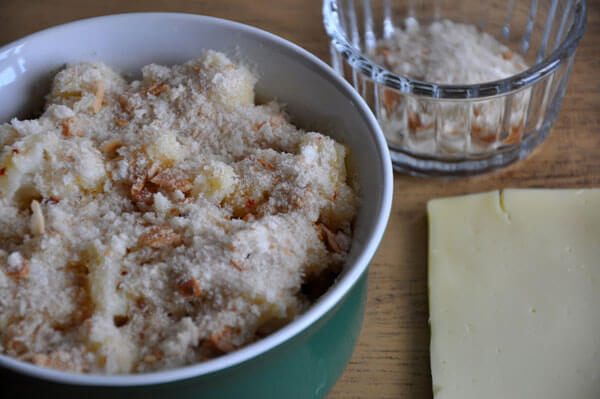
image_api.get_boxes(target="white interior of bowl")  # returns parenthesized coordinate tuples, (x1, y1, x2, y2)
(0, 13, 393, 386)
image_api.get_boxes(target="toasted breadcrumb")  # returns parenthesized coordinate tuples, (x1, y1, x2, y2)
(30, 200, 45, 236)
(92, 81, 105, 113)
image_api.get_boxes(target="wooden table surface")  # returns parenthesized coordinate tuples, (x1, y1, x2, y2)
(1, 1, 599, 398)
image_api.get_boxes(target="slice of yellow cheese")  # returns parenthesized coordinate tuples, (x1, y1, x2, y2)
(428, 189, 600, 399)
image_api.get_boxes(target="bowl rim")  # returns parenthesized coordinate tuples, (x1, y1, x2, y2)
(323, 0, 587, 99)
(0, 12, 394, 386)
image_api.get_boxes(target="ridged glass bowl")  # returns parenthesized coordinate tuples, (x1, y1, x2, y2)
(323, 0, 587, 176)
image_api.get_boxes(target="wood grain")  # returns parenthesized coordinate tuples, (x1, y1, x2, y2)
(1, 1, 599, 398)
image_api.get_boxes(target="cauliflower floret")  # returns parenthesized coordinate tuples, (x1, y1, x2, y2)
(297, 133, 357, 229)
(0, 130, 106, 203)
(0, 134, 45, 201)
(146, 131, 184, 165)
(298, 132, 348, 196)
(201, 51, 256, 109)
(192, 160, 237, 203)
(47, 62, 127, 113)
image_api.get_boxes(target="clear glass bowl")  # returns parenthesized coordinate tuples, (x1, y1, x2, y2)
(323, 0, 587, 176)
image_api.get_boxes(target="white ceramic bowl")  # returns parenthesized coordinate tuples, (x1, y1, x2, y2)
(0, 13, 393, 399)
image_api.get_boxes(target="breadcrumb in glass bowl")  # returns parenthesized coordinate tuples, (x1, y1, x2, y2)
(324, 0, 587, 177)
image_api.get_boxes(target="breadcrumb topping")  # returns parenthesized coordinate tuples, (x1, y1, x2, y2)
(0, 51, 358, 374)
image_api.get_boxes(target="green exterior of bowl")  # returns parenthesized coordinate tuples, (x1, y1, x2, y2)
(1, 274, 368, 399)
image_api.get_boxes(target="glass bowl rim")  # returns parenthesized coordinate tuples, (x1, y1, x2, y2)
(323, 0, 587, 99)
